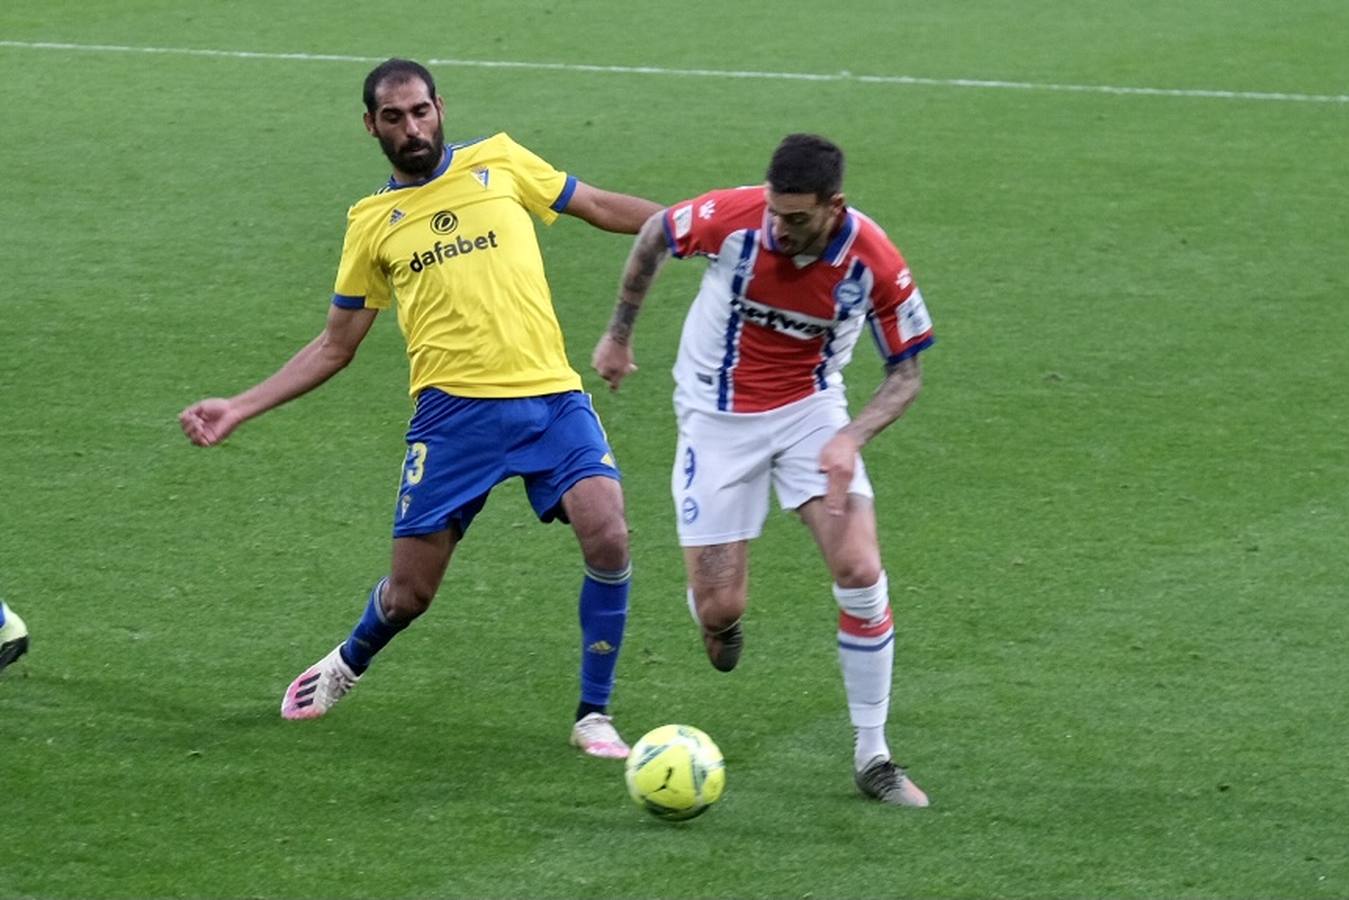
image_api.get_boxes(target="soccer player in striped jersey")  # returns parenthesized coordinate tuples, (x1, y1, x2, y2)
(180, 59, 662, 760)
(593, 134, 935, 805)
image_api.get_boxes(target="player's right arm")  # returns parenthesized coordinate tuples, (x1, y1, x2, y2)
(591, 209, 672, 391)
(179, 303, 378, 447)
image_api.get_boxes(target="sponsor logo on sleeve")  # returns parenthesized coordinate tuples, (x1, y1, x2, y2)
(698, 199, 716, 220)
(898, 289, 933, 342)
(673, 204, 693, 238)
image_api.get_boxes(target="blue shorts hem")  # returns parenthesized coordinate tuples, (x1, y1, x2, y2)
(534, 466, 622, 524)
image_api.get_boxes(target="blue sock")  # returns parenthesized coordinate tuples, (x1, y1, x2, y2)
(578, 563, 631, 709)
(339, 577, 407, 675)
(0, 603, 6, 628)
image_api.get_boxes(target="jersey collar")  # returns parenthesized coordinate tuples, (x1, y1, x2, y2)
(820, 209, 859, 266)
(386, 145, 454, 190)
(758, 207, 858, 267)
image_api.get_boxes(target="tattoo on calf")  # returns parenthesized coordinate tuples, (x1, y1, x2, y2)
(695, 544, 743, 587)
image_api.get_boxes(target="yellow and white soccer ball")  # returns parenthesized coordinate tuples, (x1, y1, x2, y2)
(624, 724, 726, 821)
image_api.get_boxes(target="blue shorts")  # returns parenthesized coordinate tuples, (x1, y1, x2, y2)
(392, 389, 621, 538)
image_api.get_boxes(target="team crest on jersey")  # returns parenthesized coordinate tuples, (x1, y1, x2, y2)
(472, 167, 490, 188)
(430, 210, 459, 234)
(833, 280, 866, 311)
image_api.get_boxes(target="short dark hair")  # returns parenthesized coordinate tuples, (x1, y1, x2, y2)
(765, 133, 845, 199)
(363, 58, 437, 113)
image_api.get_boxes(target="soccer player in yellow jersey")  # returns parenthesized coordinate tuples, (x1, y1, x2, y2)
(179, 59, 661, 759)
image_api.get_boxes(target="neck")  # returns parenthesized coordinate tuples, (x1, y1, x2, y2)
(800, 209, 844, 258)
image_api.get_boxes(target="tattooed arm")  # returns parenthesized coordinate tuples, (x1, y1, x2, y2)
(591, 209, 672, 390)
(818, 355, 923, 515)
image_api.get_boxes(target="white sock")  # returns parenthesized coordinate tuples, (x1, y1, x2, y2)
(854, 725, 890, 770)
(834, 574, 895, 770)
(686, 586, 701, 626)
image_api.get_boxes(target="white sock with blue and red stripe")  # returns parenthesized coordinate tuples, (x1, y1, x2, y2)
(835, 572, 895, 769)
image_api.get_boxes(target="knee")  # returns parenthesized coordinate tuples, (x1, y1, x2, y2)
(383, 576, 435, 623)
(582, 516, 630, 572)
(692, 584, 747, 630)
(832, 558, 883, 590)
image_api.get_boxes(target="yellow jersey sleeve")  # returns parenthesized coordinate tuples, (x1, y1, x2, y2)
(332, 206, 392, 310)
(501, 134, 576, 225)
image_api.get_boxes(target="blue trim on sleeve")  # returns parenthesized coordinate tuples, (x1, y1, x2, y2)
(332, 294, 366, 309)
(550, 175, 578, 212)
(662, 212, 685, 258)
(885, 335, 935, 366)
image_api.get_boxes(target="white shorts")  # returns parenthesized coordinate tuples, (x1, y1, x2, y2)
(671, 390, 873, 546)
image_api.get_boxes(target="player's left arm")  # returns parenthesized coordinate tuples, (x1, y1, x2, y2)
(591, 210, 672, 391)
(818, 355, 924, 516)
(563, 181, 663, 234)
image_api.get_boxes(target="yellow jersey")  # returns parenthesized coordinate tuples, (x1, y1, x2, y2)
(332, 133, 582, 397)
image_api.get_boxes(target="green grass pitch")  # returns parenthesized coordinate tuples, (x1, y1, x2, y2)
(2, 1, 1347, 897)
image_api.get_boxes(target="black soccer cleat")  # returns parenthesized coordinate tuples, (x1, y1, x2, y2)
(854, 756, 930, 808)
(701, 619, 743, 672)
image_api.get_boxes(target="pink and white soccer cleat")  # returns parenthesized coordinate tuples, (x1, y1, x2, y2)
(569, 712, 630, 759)
(281, 645, 361, 720)
(0, 602, 28, 673)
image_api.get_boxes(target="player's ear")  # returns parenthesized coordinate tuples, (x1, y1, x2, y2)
(363, 111, 378, 137)
(830, 192, 846, 214)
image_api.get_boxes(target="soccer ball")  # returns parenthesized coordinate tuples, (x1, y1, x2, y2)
(624, 724, 726, 821)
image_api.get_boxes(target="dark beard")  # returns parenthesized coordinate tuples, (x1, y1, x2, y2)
(380, 126, 444, 178)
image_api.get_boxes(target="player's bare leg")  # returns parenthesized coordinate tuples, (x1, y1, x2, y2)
(384, 528, 459, 621)
(561, 475, 632, 758)
(683, 541, 749, 672)
(799, 494, 929, 807)
(281, 529, 457, 720)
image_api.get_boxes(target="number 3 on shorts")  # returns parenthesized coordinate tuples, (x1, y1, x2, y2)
(404, 441, 429, 486)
